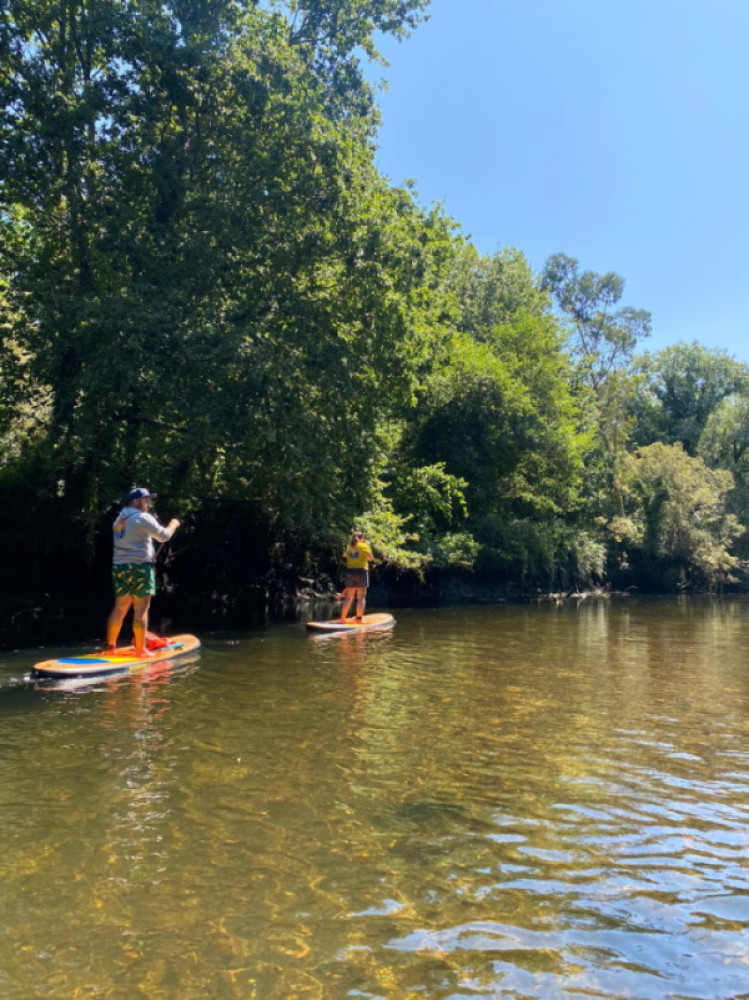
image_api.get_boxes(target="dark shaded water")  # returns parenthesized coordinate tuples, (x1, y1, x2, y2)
(1, 596, 748, 999)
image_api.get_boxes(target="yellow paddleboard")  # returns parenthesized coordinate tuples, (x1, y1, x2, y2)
(31, 634, 201, 679)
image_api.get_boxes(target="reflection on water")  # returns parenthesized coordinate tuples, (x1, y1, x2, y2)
(0, 596, 748, 999)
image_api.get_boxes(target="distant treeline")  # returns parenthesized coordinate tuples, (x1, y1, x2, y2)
(1, 0, 748, 641)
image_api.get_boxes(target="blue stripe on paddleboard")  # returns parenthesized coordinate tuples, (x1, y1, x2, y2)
(57, 657, 113, 665)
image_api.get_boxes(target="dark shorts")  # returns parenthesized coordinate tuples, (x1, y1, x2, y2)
(345, 568, 369, 589)
(112, 563, 156, 598)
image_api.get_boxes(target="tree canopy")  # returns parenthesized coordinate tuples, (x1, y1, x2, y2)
(631, 342, 749, 454)
(1, 0, 747, 635)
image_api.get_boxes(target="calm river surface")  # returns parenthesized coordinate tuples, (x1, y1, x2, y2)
(1, 597, 748, 1000)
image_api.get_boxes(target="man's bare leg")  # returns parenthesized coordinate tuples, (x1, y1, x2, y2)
(106, 596, 133, 651)
(132, 595, 155, 656)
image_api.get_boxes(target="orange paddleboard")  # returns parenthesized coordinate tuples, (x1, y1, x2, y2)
(306, 613, 395, 633)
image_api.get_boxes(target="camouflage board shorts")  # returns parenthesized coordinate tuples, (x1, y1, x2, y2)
(112, 563, 156, 598)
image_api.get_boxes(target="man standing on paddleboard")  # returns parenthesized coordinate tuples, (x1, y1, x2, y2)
(104, 487, 180, 657)
(339, 531, 374, 623)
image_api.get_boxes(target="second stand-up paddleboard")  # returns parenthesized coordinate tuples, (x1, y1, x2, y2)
(306, 613, 395, 634)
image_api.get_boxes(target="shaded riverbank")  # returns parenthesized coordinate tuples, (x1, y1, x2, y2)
(3, 558, 747, 651)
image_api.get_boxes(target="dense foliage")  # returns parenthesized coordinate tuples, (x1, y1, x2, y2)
(1, 0, 747, 639)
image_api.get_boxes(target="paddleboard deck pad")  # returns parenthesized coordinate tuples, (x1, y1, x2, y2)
(306, 613, 395, 633)
(31, 634, 201, 679)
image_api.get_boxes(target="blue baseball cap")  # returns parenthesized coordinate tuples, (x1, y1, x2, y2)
(127, 487, 157, 501)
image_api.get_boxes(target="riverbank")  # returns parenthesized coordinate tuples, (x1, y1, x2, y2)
(2, 563, 747, 651)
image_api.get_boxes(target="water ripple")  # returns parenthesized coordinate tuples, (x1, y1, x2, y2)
(1, 599, 749, 999)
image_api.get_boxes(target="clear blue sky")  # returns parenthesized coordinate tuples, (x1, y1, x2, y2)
(370, 0, 749, 364)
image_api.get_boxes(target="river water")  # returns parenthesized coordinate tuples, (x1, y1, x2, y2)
(0, 596, 748, 1000)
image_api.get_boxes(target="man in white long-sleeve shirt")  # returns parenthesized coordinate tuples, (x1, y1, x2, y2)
(104, 487, 180, 656)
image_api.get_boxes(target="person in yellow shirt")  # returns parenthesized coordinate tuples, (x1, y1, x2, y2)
(339, 531, 374, 623)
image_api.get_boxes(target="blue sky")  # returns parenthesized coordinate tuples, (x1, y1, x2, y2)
(370, 0, 749, 364)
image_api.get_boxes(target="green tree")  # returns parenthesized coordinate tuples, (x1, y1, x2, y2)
(0, 0, 437, 551)
(432, 247, 584, 518)
(402, 246, 587, 588)
(698, 393, 749, 557)
(699, 394, 749, 468)
(541, 253, 651, 518)
(631, 342, 749, 454)
(611, 442, 743, 590)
